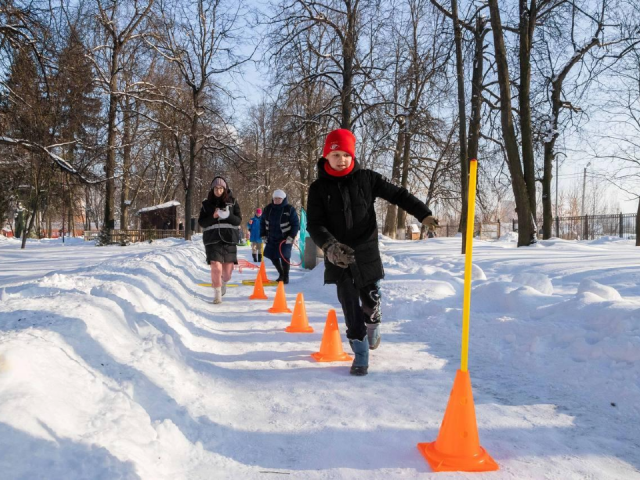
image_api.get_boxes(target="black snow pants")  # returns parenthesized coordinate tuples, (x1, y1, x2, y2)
(336, 275, 381, 341)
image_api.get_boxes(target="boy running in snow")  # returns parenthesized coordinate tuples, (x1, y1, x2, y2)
(306, 129, 438, 375)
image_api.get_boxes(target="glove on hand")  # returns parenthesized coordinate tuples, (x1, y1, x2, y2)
(216, 206, 230, 219)
(323, 240, 355, 268)
(421, 216, 439, 227)
(285, 237, 294, 244)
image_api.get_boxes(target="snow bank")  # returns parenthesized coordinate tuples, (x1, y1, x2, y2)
(577, 279, 623, 301)
(512, 272, 554, 295)
(588, 236, 631, 245)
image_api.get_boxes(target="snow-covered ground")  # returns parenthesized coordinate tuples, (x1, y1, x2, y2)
(0, 234, 639, 479)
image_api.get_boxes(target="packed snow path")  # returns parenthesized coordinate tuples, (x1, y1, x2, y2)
(0, 235, 639, 479)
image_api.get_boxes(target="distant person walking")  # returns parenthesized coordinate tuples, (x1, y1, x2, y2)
(261, 190, 300, 284)
(198, 176, 242, 304)
(247, 208, 263, 263)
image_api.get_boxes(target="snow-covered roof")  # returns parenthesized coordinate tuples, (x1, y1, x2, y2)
(137, 201, 180, 214)
(409, 224, 421, 232)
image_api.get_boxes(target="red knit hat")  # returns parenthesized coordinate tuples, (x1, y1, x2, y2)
(323, 129, 356, 159)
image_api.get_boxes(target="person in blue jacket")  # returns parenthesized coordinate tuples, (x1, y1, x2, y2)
(247, 208, 263, 262)
(260, 190, 300, 284)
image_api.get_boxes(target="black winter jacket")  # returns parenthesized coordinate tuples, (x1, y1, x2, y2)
(306, 158, 431, 287)
(260, 198, 300, 261)
(198, 189, 242, 245)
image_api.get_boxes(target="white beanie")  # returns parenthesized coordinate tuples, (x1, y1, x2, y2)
(273, 189, 286, 199)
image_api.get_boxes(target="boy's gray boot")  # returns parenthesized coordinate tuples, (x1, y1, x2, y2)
(349, 337, 369, 376)
(366, 322, 381, 350)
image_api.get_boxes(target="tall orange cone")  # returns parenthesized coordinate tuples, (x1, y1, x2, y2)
(417, 370, 498, 472)
(249, 271, 268, 300)
(311, 310, 351, 362)
(268, 281, 292, 313)
(285, 293, 314, 333)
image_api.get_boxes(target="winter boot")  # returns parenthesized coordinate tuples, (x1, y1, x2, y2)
(282, 262, 290, 285)
(366, 322, 381, 350)
(221, 282, 227, 297)
(213, 287, 222, 304)
(349, 337, 370, 376)
(274, 260, 284, 282)
(258, 253, 262, 262)
(252, 253, 258, 262)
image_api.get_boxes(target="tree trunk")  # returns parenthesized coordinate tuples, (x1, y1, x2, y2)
(341, 49, 354, 129)
(519, 0, 538, 224)
(488, 0, 534, 246)
(185, 111, 198, 241)
(20, 195, 38, 250)
(68, 186, 74, 237)
(341, 0, 356, 129)
(383, 118, 405, 238)
(451, 0, 469, 253)
(120, 98, 132, 231)
(542, 98, 558, 239)
(396, 125, 412, 239)
(636, 198, 640, 247)
(104, 48, 119, 231)
(464, 16, 487, 252)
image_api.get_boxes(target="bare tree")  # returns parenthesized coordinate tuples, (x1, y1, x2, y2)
(539, 0, 611, 238)
(145, 0, 252, 239)
(269, 0, 386, 129)
(487, 0, 540, 246)
(86, 0, 155, 235)
(429, 0, 489, 251)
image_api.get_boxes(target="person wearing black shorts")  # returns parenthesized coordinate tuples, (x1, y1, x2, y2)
(198, 176, 242, 304)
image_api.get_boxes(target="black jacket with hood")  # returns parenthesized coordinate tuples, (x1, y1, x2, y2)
(306, 158, 431, 287)
(198, 176, 242, 245)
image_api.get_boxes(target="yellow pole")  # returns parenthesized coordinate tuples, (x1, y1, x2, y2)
(460, 159, 478, 372)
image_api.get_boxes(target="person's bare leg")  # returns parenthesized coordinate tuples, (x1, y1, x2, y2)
(221, 263, 234, 283)
(210, 262, 223, 303)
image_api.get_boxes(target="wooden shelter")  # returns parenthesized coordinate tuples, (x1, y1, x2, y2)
(137, 201, 180, 230)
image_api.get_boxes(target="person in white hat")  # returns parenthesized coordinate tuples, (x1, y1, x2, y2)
(259, 189, 300, 284)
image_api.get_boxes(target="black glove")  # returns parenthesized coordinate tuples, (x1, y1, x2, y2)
(323, 240, 355, 268)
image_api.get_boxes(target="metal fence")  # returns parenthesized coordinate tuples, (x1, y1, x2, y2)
(83, 229, 183, 243)
(434, 213, 636, 241)
(434, 221, 510, 240)
(513, 213, 636, 240)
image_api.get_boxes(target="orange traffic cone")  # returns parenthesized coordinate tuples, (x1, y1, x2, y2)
(249, 271, 268, 300)
(268, 281, 292, 313)
(285, 293, 314, 333)
(311, 310, 351, 362)
(417, 370, 498, 472)
(259, 260, 270, 283)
